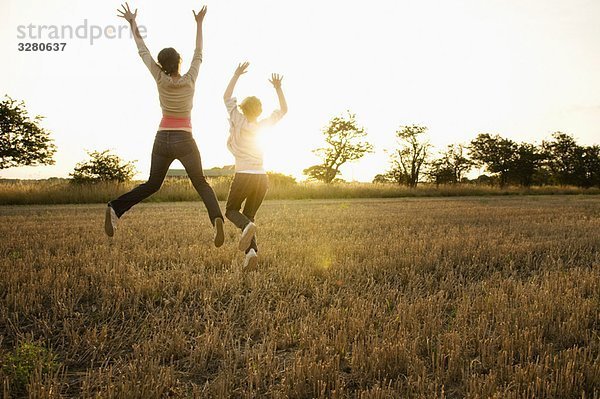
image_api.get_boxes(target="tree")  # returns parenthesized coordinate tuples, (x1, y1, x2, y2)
(0, 95, 57, 169)
(303, 165, 336, 183)
(542, 132, 600, 187)
(387, 125, 431, 187)
(470, 134, 547, 187)
(582, 145, 600, 188)
(372, 173, 394, 184)
(541, 132, 585, 186)
(469, 134, 517, 187)
(508, 142, 545, 187)
(427, 144, 473, 185)
(427, 161, 456, 185)
(71, 150, 136, 183)
(303, 112, 373, 183)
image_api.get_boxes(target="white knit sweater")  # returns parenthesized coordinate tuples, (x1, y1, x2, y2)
(137, 42, 203, 118)
(225, 97, 284, 173)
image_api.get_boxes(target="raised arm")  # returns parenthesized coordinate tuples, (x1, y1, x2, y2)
(118, 3, 145, 50)
(224, 62, 249, 100)
(187, 5, 207, 82)
(117, 3, 162, 80)
(269, 73, 288, 115)
(192, 6, 207, 52)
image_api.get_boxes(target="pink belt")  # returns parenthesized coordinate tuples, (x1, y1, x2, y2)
(159, 116, 192, 130)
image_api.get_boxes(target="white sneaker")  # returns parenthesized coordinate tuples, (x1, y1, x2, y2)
(214, 217, 225, 248)
(104, 205, 118, 237)
(238, 222, 256, 251)
(243, 249, 258, 271)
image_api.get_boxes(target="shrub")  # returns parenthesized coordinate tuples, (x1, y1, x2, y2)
(2, 342, 58, 394)
(71, 150, 136, 183)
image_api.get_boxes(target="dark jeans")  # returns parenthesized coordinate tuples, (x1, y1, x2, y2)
(110, 130, 223, 224)
(225, 173, 269, 253)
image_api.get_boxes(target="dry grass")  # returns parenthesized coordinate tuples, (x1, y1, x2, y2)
(0, 179, 598, 205)
(0, 196, 599, 398)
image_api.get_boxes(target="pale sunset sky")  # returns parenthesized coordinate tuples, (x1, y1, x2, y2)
(2, 0, 600, 181)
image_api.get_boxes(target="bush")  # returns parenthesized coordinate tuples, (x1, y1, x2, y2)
(2, 342, 58, 394)
(71, 150, 136, 183)
(266, 172, 296, 187)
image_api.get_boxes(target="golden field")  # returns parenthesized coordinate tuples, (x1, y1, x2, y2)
(1, 179, 599, 205)
(0, 196, 599, 398)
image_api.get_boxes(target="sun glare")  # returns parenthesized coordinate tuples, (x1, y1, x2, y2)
(259, 130, 309, 179)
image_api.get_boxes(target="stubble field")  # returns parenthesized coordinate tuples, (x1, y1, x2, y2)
(1, 196, 599, 398)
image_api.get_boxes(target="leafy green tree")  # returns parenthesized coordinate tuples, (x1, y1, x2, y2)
(427, 144, 473, 185)
(542, 132, 600, 187)
(469, 134, 518, 187)
(582, 145, 600, 188)
(71, 150, 136, 183)
(304, 112, 373, 183)
(473, 174, 497, 185)
(372, 173, 393, 184)
(541, 132, 586, 186)
(387, 125, 431, 187)
(0, 95, 57, 169)
(303, 164, 335, 183)
(508, 143, 545, 187)
(427, 161, 456, 185)
(470, 134, 546, 187)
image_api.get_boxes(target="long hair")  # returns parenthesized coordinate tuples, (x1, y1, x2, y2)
(157, 47, 181, 76)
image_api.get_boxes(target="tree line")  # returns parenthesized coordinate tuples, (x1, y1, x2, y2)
(304, 111, 600, 188)
(2, 96, 599, 187)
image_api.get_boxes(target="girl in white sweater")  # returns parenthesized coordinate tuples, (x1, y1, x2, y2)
(223, 62, 288, 270)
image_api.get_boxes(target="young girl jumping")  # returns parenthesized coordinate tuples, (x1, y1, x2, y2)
(223, 62, 288, 270)
(105, 3, 225, 247)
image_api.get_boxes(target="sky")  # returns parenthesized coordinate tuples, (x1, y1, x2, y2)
(2, 0, 600, 181)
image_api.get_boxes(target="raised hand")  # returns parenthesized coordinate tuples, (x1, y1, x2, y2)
(193, 5, 207, 23)
(235, 62, 250, 77)
(117, 2, 137, 23)
(269, 73, 284, 89)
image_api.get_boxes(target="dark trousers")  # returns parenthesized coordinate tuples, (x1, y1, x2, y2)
(225, 173, 268, 253)
(110, 130, 223, 224)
